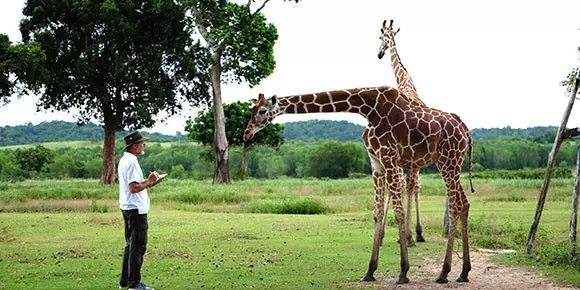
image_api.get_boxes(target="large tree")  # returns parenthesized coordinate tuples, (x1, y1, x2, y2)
(20, 0, 211, 183)
(188, 0, 299, 184)
(0, 34, 46, 106)
(185, 101, 284, 179)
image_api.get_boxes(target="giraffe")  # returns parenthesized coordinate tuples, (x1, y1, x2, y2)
(243, 86, 474, 284)
(378, 19, 429, 246)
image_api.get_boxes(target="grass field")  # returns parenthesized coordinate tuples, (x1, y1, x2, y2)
(1, 176, 579, 289)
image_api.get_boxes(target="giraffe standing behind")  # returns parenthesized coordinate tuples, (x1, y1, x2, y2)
(243, 86, 474, 284)
(378, 19, 438, 245)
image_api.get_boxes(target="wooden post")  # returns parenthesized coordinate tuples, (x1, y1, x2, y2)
(526, 68, 580, 255)
(571, 144, 580, 256)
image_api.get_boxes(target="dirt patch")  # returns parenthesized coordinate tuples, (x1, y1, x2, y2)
(294, 185, 313, 196)
(350, 249, 574, 290)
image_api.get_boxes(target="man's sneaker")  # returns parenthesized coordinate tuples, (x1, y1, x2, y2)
(128, 282, 155, 290)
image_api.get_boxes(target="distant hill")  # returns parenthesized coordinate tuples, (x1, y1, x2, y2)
(282, 121, 558, 143)
(282, 120, 365, 142)
(0, 120, 560, 147)
(470, 126, 557, 141)
(0, 121, 187, 146)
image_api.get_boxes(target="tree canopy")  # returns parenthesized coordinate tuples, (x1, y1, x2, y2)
(0, 34, 46, 106)
(185, 101, 284, 148)
(19, 0, 211, 183)
(20, 0, 210, 128)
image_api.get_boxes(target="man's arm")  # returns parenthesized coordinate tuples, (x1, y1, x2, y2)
(128, 171, 161, 193)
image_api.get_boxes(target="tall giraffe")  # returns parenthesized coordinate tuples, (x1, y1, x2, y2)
(378, 19, 430, 245)
(243, 86, 474, 284)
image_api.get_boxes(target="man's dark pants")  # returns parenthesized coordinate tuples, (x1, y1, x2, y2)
(120, 209, 148, 288)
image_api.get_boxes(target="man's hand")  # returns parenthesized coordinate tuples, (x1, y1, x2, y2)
(147, 171, 162, 187)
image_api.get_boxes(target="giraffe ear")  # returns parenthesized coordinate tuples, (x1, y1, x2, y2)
(395, 27, 400, 34)
(249, 98, 258, 105)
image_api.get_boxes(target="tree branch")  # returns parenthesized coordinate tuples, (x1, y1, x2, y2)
(190, 6, 215, 48)
(249, 0, 271, 18)
(564, 127, 580, 140)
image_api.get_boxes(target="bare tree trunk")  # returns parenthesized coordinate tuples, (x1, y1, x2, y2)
(527, 69, 580, 254)
(211, 58, 229, 184)
(100, 124, 117, 184)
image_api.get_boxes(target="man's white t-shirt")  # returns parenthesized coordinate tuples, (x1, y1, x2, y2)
(118, 152, 150, 214)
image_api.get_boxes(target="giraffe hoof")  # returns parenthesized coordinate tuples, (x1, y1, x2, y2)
(416, 235, 426, 242)
(395, 277, 410, 284)
(456, 276, 469, 283)
(434, 277, 448, 284)
(407, 242, 417, 248)
(360, 274, 376, 282)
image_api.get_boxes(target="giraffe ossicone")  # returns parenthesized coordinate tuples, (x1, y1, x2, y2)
(244, 85, 474, 284)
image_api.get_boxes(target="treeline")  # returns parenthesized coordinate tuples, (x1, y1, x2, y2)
(283, 121, 559, 143)
(0, 121, 188, 146)
(0, 135, 578, 181)
(0, 120, 562, 147)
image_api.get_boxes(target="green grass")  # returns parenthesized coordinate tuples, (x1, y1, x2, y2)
(0, 141, 102, 150)
(0, 176, 579, 288)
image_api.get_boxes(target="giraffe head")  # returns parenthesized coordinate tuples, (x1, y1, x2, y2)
(378, 19, 400, 59)
(243, 93, 279, 141)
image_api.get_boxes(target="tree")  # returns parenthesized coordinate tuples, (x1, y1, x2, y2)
(307, 141, 366, 179)
(19, 0, 211, 184)
(0, 34, 46, 106)
(14, 144, 55, 173)
(188, 0, 299, 184)
(185, 101, 284, 179)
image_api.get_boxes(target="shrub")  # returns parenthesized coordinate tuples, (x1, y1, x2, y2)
(245, 198, 328, 214)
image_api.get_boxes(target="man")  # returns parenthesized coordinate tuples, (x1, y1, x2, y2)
(118, 131, 163, 290)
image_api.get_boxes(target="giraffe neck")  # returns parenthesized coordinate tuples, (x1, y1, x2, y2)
(275, 86, 402, 122)
(387, 34, 418, 95)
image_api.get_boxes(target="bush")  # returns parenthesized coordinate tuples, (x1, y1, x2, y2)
(245, 198, 328, 214)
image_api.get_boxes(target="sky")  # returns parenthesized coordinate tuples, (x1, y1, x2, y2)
(1, 0, 579, 135)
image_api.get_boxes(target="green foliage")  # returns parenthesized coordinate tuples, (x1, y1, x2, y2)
(0, 121, 187, 147)
(307, 141, 366, 179)
(283, 120, 366, 142)
(189, 0, 279, 87)
(14, 144, 55, 173)
(185, 101, 284, 148)
(91, 199, 109, 213)
(19, 0, 210, 130)
(246, 198, 328, 214)
(470, 126, 558, 141)
(0, 34, 46, 105)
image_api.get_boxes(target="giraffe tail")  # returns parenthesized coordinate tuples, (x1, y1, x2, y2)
(468, 134, 475, 193)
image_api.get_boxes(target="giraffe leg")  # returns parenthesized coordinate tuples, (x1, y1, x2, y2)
(380, 192, 391, 247)
(413, 169, 425, 242)
(389, 167, 410, 284)
(404, 171, 416, 247)
(443, 197, 450, 237)
(435, 168, 469, 284)
(457, 201, 471, 282)
(361, 167, 386, 282)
